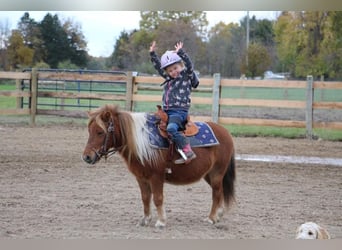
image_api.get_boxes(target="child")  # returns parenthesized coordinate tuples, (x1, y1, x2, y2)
(149, 41, 199, 164)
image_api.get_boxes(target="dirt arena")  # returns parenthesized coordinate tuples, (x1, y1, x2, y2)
(0, 123, 341, 239)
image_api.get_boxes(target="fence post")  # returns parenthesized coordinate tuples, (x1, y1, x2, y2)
(125, 71, 133, 111)
(15, 70, 22, 109)
(212, 73, 221, 123)
(305, 75, 313, 139)
(30, 68, 38, 126)
(320, 74, 325, 101)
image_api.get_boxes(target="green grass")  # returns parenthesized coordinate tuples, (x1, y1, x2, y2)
(220, 86, 342, 102)
(0, 84, 16, 90)
(225, 124, 342, 141)
(0, 82, 126, 110)
(221, 87, 306, 100)
(1, 81, 342, 141)
(313, 128, 342, 141)
(0, 83, 16, 109)
(225, 124, 306, 138)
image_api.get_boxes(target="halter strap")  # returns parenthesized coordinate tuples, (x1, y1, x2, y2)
(97, 119, 119, 160)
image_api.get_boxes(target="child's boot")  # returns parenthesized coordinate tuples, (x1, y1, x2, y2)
(174, 144, 196, 164)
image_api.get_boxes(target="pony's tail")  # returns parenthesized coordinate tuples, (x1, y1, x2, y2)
(223, 152, 236, 208)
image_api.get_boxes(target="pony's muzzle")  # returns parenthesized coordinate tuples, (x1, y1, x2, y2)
(82, 153, 97, 164)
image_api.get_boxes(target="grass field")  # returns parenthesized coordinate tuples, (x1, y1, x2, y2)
(2, 80, 341, 110)
(221, 86, 342, 102)
(1, 81, 342, 141)
(0, 83, 16, 109)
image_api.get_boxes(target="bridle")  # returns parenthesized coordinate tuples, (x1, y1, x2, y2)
(94, 118, 120, 161)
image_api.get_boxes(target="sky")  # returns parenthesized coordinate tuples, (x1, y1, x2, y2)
(0, 11, 279, 57)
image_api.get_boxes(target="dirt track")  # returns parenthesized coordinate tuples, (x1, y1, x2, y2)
(0, 124, 341, 239)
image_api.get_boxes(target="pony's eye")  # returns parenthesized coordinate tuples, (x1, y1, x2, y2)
(97, 131, 104, 136)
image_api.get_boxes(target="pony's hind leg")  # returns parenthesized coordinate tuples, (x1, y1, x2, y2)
(204, 175, 224, 224)
(137, 180, 152, 226)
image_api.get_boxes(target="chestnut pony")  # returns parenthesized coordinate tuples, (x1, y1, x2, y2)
(82, 105, 236, 228)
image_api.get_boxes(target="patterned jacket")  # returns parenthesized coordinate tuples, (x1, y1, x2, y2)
(150, 49, 199, 112)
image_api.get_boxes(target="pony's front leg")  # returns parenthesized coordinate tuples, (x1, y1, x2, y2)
(151, 177, 166, 229)
(137, 179, 152, 226)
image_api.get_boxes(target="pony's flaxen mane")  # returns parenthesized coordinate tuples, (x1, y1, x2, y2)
(130, 112, 161, 166)
(88, 105, 160, 166)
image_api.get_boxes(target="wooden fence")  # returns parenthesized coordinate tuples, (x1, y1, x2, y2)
(0, 69, 341, 138)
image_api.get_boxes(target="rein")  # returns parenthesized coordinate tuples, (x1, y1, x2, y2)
(95, 119, 120, 160)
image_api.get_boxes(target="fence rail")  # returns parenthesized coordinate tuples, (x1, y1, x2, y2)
(0, 69, 341, 138)
(0, 71, 33, 120)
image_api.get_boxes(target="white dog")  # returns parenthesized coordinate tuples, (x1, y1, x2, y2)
(296, 222, 331, 239)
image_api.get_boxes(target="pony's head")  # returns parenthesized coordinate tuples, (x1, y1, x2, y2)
(82, 105, 137, 164)
(82, 104, 159, 166)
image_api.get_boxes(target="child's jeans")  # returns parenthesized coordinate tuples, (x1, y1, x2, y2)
(166, 110, 188, 149)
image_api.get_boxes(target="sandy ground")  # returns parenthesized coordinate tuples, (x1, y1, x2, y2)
(0, 124, 341, 239)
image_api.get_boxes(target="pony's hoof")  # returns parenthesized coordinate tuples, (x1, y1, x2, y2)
(138, 215, 152, 227)
(203, 217, 217, 224)
(217, 208, 225, 219)
(155, 220, 166, 229)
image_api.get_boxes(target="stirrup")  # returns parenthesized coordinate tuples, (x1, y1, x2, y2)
(176, 148, 187, 160)
(174, 150, 196, 165)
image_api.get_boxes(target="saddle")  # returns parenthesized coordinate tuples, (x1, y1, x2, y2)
(155, 105, 199, 138)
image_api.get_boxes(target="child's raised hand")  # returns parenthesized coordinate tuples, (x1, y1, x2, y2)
(174, 41, 183, 52)
(149, 41, 156, 52)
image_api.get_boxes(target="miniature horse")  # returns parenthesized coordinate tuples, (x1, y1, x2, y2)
(82, 105, 236, 228)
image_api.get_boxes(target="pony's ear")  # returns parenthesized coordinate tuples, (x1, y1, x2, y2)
(101, 111, 111, 122)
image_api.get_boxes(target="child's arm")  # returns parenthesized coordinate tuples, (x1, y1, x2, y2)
(175, 42, 199, 88)
(149, 41, 168, 79)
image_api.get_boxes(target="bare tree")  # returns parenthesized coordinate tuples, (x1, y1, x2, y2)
(0, 18, 10, 49)
(0, 18, 11, 70)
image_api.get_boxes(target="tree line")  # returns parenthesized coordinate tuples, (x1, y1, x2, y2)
(0, 11, 341, 80)
(0, 12, 89, 70)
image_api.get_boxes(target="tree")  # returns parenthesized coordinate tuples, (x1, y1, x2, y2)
(109, 30, 131, 70)
(88, 56, 107, 70)
(110, 21, 203, 74)
(294, 11, 328, 78)
(139, 11, 208, 40)
(151, 19, 203, 75)
(7, 30, 34, 69)
(38, 13, 89, 69)
(240, 15, 278, 72)
(207, 22, 244, 77)
(109, 28, 156, 72)
(39, 13, 71, 68)
(126, 29, 155, 72)
(136, 11, 208, 74)
(241, 43, 271, 78)
(0, 18, 10, 49)
(241, 15, 275, 46)
(57, 59, 79, 69)
(0, 18, 11, 70)
(273, 11, 298, 75)
(318, 11, 342, 79)
(274, 11, 341, 79)
(153, 20, 200, 57)
(62, 17, 88, 68)
(17, 12, 45, 65)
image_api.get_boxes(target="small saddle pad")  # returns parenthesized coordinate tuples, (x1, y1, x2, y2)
(146, 114, 220, 149)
